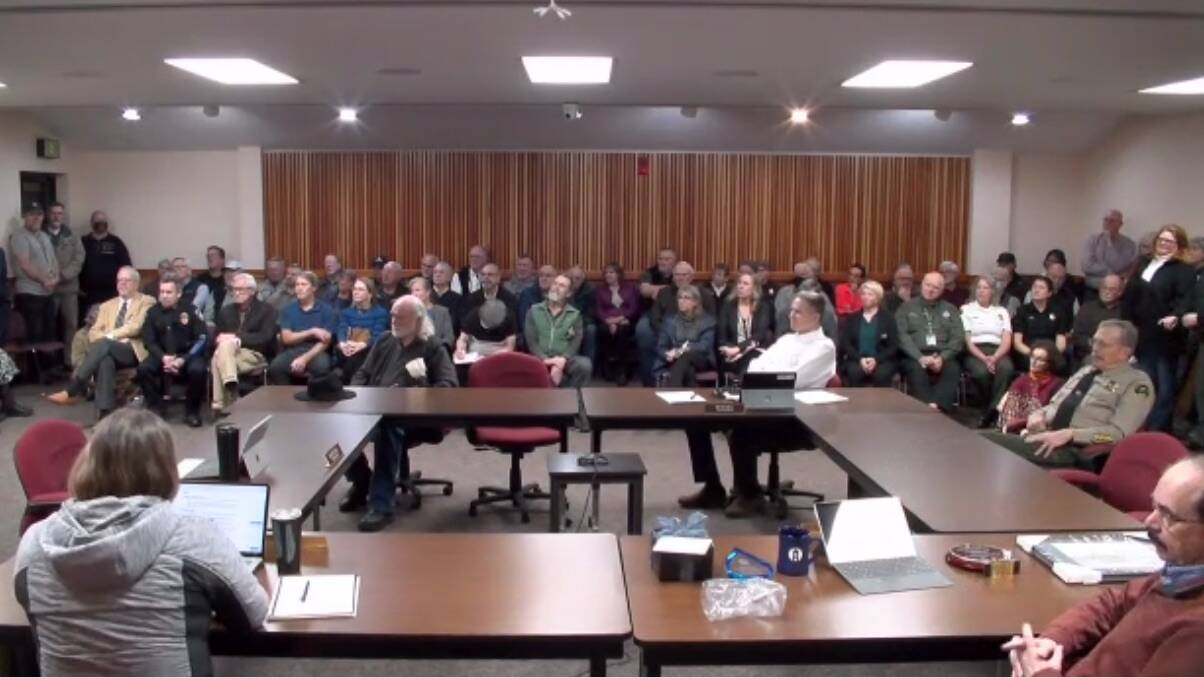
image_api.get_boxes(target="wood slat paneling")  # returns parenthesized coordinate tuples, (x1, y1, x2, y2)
(263, 151, 969, 276)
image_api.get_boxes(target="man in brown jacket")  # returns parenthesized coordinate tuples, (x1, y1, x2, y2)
(47, 266, 155, 418)
(1003, 456, 1204, 675)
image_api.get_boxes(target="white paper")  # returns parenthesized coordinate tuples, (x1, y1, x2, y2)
(655, 391, 705, 404)
(653, 536, 713, 556)
(177, 458, 204, 479)
(1015, 534, 1049, 553)
(794, 390, 848, 405)
(1054, 541, 1163, 573)
(454, 352, 482, 365)
(270, 575, 360, 620)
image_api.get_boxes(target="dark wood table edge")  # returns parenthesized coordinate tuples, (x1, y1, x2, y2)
(296, 416, 379, 530)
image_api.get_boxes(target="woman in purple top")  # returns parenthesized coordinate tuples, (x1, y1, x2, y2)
(595, 262, 641, 384)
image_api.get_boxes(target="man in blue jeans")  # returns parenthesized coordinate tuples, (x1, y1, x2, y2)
(268, 271, 337, 384)
(341, 296, 458, 531)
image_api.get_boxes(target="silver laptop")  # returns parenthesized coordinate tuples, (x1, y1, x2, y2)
(740, 371, 796, 410)
(174, 482, 270, 572)
(241, 415, 272, 480)
(814, 497, 952, 595)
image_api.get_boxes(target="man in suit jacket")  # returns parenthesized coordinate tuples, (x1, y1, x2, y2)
(47, 266, 155, 418)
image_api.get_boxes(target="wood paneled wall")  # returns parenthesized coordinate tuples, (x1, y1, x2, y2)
(263, 151, 969, 276)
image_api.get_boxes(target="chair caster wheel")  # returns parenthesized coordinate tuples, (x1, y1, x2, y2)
(521, 513, 531, 524)
(442, 486, 453, 496)
(468, 506, 478, 517)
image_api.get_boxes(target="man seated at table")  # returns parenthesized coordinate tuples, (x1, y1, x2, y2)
(342, 296, 458, 532)
(268, 271, 338, 385)
(136, 275, 207, 427)
(211, 272, 279, 416)
(678, 291, 835, 518)
(47, 266, 155, 419)
(982, 319, 1152, 470)
(1002, 456, 1204, 676)
(524, 274, 592, 388)
(897, 271, 966, 411)
(455, 299, 517, 361)
(1069, 273, 1122, 371)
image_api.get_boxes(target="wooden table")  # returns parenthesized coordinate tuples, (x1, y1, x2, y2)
(622, 533, 1116, 675)
(581, 387, 800, 454)
(185, 411, 380, 530)
(795, 389, 1141, 533)
(548, 453, 647, 534)
(0, 533, 631, 676)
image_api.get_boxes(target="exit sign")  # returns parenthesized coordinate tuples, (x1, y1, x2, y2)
(37, 138, 61, 159)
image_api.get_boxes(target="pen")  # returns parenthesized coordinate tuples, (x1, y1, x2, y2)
(300, 580, 310, 603)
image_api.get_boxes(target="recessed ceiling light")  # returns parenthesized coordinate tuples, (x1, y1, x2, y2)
(1140, 76, 1204, 95)
(842, 60, 973, 88)
(164, 58, 298, 85)
(789, 108, 810, 124)
(0, 82, 7, 89)
(1011, 112, 1031, 126)
(522, 56, 612, 84)
(337, 107, 358, 123)
(122, 107, 141, 121)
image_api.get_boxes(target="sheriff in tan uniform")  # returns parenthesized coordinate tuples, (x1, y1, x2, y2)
(983, 319, 1153, 469)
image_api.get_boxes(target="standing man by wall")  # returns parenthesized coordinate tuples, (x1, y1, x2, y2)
(43, 202, 85, 361)
(10, 205, 59, 352)
(79, 210, 132, 316)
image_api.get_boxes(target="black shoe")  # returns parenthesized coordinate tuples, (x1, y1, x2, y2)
(977, 410, 998, 429)
(357, 510, 393, 532)
(677, 484, 728, 510)
(4, 403, 32, 418)
(184, 413, 203, 428)
(724, 493, 767, 519)
(339, 492, 368, 513)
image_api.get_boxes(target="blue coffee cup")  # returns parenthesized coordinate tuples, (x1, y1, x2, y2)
(777, 526, 818, 576)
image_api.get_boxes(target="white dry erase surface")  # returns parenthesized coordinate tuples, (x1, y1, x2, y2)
(269, 575, 360, 620)
(655, 391, 706, 404)
(653, 536, 713, 556)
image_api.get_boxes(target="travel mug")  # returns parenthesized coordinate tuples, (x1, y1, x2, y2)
(271, 508, 304, 575)
(777, 525, 817, 577)
(215, 423, 241, 482)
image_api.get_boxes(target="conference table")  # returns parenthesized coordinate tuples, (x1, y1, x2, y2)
(232, 386, 579, 451)
(582, 386, 1140, 534)
(0, 533, 631, 676)
(181, 410, 381, 531)
(621, 533, 1116, 676)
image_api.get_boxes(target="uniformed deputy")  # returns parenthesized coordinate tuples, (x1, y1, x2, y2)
(897, 271, 966, 411)
(983, 319, 1153, 469)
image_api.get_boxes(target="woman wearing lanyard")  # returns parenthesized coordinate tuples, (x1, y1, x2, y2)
(1122, 224, 1195, 432)
(961, 276, 1016, 428)
(717, 272, 773, 381)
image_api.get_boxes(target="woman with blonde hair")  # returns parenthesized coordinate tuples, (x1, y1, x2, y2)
(838, 280, 899, 387)
(14, 408, 269, 675)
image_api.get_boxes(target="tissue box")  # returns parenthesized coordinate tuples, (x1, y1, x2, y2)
(651, 536, 714, 582)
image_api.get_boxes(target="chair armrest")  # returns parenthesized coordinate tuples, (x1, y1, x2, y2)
(1051, 469, 1101, 495)
(1079, 443, 1115, 459)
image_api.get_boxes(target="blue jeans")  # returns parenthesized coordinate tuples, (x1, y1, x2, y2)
(1137, 350, 1178, 433)
(345, 421, 443, 515)
(635, 316, 657, 386)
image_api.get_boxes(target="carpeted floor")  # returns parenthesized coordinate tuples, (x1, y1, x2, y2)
(0, 378, 1004, 676)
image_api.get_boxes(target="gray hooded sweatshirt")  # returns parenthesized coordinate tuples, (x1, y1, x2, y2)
(14, 496, 269, 676)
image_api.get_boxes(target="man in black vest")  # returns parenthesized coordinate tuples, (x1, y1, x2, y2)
(451, 244, 489, 296)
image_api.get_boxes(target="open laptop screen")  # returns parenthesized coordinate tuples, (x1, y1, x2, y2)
(815, 497, 917, 564)
(174, 482, 269, 557)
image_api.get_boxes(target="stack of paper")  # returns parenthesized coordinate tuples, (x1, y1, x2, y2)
(656, 391, 706, 404)
(269, 575, 360, 620)
(794, 390, 848, 405)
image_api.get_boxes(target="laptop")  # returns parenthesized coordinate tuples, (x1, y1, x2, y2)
(174, 481, 270, 572)
(740, 371, 796, 410)
(187, 414, 272, 480)
(814, 497, 952, 595)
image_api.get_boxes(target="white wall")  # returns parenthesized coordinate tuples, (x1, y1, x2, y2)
(1082, 112, 1204, 244)
(1009, 153, 1085, 274)
(967, 149, 1013, 277)
(0, 111, 71, 233)
(68, 148, 266, 268)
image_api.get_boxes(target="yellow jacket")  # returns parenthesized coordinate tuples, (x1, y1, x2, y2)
(88, 293, 156, 362)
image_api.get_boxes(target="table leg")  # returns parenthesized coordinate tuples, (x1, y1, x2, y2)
(549, 481, 564, 533)
(847, 475, 867, 498)
(591, 428, 602, 454)
(627, 480, 644, 535)
(589, 654, 607, 677)
(311, 507, 321, 531)
(638, 650, 661, 677)
(559, 424, 569, 453)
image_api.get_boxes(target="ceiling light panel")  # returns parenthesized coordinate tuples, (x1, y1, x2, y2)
(842, 60, 972, 89)
(164, 58, 298, 85)
(522, 56, 612, 84)
(1140, 76, 1204, 95)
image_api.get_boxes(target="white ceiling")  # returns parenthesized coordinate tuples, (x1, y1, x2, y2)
(0, 0, 1200, 151)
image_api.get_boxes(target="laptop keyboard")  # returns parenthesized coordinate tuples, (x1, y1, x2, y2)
(836, 557, 932, 579)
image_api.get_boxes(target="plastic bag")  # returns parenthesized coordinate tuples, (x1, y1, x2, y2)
(651, 511, 709, 541)
(701, 577, 787, 621)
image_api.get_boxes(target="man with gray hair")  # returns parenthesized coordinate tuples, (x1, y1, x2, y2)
(47, 266, 154, 418)
(525, 274, 591, 389)
(211, 271, 278, 416)
(343, 295, 458, 531)
(983, 319, 1153, 469)
(641, 261, 715, 385)
(938, 260, 969, 307)
(257, 256, 292, 310)
(376, 261, 407, 309)
(1082, 208, 1137, 297)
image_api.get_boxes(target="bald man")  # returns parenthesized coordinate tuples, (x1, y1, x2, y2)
(1083, 208, 1137, 295)
(896, 271, 966, 411)
(640, 261, 717, 385)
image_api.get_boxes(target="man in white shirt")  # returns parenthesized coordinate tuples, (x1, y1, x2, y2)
(677, 291, 836, 518)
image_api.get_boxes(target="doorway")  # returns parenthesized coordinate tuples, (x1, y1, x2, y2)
(19, 171, 58, 212)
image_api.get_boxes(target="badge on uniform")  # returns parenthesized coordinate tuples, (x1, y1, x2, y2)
(925, 333, 937, 346)
(179, 313, 190, 326)
(1135, 384, 1151, 397)
(942, 311, 950, 319)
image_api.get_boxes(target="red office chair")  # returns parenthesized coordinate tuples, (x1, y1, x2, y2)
(1051, 432, 1187, 521)
(14, 420, 88, 535)
(761, 374, 840, 518)
(466, 352, 566, 523)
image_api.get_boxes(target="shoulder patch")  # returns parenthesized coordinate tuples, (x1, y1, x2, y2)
(1091, 433, 1115, 444)
(1135, 384, 1151, 397)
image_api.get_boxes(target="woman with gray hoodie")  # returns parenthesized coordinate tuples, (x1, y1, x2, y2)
(14, 408, 269, 676)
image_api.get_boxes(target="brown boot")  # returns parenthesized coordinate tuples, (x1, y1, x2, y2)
(677, 483, 728, 509)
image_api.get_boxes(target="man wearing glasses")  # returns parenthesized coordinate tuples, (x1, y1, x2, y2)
(211, 272, 278, 416)
(1003, 456, 1204, 675)
(983, 319, 1152, 470)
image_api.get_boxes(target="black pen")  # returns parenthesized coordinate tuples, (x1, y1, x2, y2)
(300, 580, 310, 603)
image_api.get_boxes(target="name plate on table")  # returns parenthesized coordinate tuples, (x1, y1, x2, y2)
(323, 444, 345, 468)
(705, 403, 745, 414)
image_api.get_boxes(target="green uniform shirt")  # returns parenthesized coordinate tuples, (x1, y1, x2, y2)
(1040, 363, 1154, 445)
(896, 297, 965, 362)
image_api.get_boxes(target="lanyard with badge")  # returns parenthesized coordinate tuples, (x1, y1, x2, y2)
(922, 307, 938, 347)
